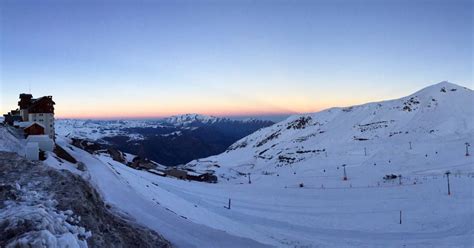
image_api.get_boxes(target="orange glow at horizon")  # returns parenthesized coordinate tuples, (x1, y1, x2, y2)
(54, 95, 377, 119)
(55, 105, 307, 119)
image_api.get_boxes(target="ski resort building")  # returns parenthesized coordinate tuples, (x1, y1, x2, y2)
(3, 93, 56, 140)
(19, 94, 56, 139)
(2, 93, 56, 161)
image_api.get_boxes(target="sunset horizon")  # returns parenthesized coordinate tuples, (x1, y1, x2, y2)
(2, 1, 471, 120)
(5, 80, 470, 120)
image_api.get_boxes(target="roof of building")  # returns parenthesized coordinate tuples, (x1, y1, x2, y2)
(14, 121, 32, 128)
(14, 121, 45, 129)
(18, 94, 55, 113)
(26, 135, 53, 142)
(26, 122, 45, 129)
(28, 96, 55, 114)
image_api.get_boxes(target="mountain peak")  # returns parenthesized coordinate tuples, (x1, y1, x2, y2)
(164, 113, 226, 126)
(429, 81, 466, 90)
(411, 81, 470, 97)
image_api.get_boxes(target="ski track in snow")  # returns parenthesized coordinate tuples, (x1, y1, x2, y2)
(3, 82, 474, 247)
(52, 137, 270, 248)
(50, 132, 474, 247)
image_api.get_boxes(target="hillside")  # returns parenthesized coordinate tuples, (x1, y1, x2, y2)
(0, 143, 171, 247)
(2, 82, 472, 247)
(184, 82, 473, 182)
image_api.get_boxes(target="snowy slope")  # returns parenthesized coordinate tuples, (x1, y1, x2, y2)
(50, 136, 270, 248)
(52, 130, 473, 247)
(49, 82, 472, 247)
(0, 127, 23, 153)
(185, 82, 474, 180)
(55, 119, 156, 141)
(3, 82, 472, 247)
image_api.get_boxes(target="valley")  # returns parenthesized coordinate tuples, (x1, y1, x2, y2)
(56, 114, 274, 166)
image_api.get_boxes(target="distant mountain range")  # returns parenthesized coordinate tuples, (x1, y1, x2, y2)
(55, 114, 274, 166)
(164, 113, 226, 126)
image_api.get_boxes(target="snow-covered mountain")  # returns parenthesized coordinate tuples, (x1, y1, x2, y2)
(2, 82, 472, 247)
(56, 115, 274, 166)
(164, 114, 225, 126)
(55, 119, 158, 141)
(163, 113, 274, 127)
(185, 81, 473, 181)
(56, 114, 274, 141)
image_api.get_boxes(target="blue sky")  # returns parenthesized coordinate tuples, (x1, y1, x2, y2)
(1, 0, 472, 119)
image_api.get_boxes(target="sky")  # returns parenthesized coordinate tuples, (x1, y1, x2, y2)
(0, 0, 472, 120)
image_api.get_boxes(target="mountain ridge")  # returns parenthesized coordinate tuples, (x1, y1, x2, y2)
(184, 82, 473, 180)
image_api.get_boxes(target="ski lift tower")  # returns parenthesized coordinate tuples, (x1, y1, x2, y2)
(342, 164, 348, 181)
(445, 171, 451, 196)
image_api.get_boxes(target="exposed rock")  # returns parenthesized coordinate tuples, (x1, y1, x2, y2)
(54, 144, 77, 164)
(71, 138, 104, 154)
(107, 148, 126, 164)
(286, 116, 312, 130)
(255, 130, 281, 147)
(130, 156, 157, 170)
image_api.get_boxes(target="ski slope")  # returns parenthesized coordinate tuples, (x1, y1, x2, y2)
(44, 82, 473, 247)
(50, 137, 270, 248)
(184, 82, 473, 181)
(3, 82, 471, 247)
(50, 134, 473, 247)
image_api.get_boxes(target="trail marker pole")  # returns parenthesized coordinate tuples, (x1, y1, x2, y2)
(445, 171, 451, 196)
(248, 173, 251, 184)
(465, 142, 470, 156)
(399, 210, 402, 224)
(228, 198, 231, 209)
(342, 164, 347, 181)
(409, 142, 412, 150)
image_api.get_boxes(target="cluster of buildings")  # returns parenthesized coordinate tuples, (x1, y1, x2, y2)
(3, 93, 56, 160)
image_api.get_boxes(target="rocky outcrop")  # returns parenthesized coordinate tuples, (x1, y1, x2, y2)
(0, 152, 171, 248)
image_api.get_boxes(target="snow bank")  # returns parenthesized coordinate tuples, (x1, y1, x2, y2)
(0, 125, 24, 154)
